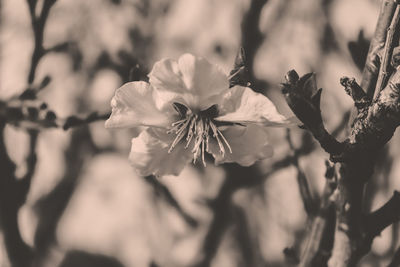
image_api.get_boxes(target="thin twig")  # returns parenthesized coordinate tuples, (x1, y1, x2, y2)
(298, 162, 337, 267)
(18, 130, 38, 201)
(374, 5, 400, 100)
(145, 176, 198, 228)
(286, 129, 317, 215)
(26, 0, 57, 84)
(63, 112, 111, 130)
(360, 0, 396, 98)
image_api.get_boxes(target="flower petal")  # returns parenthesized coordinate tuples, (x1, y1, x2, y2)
(105, 81, 173, 129)
(209, 124, 273, 166)
(215, 86, 296, 126)
(148, 53, 229, 110)
(129, 129, 193, 177)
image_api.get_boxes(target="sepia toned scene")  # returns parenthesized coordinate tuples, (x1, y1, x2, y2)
(1, 0, 400, 266)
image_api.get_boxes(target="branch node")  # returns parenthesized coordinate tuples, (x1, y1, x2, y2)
(340, 77, 371, 109)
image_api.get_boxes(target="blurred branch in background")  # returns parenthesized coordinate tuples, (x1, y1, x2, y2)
(0, 0, 58, 266)
(388, 246, 400, 267)
(0, 121, 33, 267)
(0, 0, 121, 266)
(145, 176, 198, 228)
(192, 163, 267, 267)
(240, 0, 268, 92)
(32, 127, 99, 265)
(26, 0, 57, 84)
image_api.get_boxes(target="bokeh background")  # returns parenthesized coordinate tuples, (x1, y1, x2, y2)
(1, 0, 400, 266)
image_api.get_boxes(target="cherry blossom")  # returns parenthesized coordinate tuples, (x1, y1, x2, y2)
(106, 54, 294, 176)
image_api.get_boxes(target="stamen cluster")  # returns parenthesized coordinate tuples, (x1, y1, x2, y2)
(167, 103, 232, 166)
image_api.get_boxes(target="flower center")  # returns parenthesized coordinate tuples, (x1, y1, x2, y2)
(167, 103, 232, 166)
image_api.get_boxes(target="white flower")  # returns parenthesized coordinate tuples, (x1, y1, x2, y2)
(105, 54, 294, 176)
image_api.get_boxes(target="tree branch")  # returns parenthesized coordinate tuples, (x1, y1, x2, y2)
(0, 121, 33, 267)
(364, 191, 400, 245)
(374, 5, 400, 100)
(240, 0, 268, 84)
(144, 176, 198, 228)
(340, 77, 370, 110)
(281, 71, 344, 156)
(283, 16, 400, 266)
(299, 166, 337, 267)
(26, 0, 57, 84)
(361, 0, 396, 98)
(286, 129, 317, 215)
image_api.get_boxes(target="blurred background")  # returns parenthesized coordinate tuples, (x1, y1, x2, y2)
(1, 0, 400, 266)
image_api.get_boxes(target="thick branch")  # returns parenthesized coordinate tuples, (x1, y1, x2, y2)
(281, 2, 400, 267)
(347, 67, 400, 151)
(283, 42, 400, 267)
(327, 3, 400, 264)
(326, 69, 400, 266)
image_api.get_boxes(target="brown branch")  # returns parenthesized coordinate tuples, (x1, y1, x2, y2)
(327, 66, 400, 266)
(361, 0, 396, 98)
(340, 77, 370, 110)
(281, 71, 344, 156)
(298, 162, 337, 267)
(299, 195, 335, 267)
(284, 35, 400, 267)
(374, 5, 400, 100)
(346, 69, 400, 152)
(364, 191, 400, 242)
